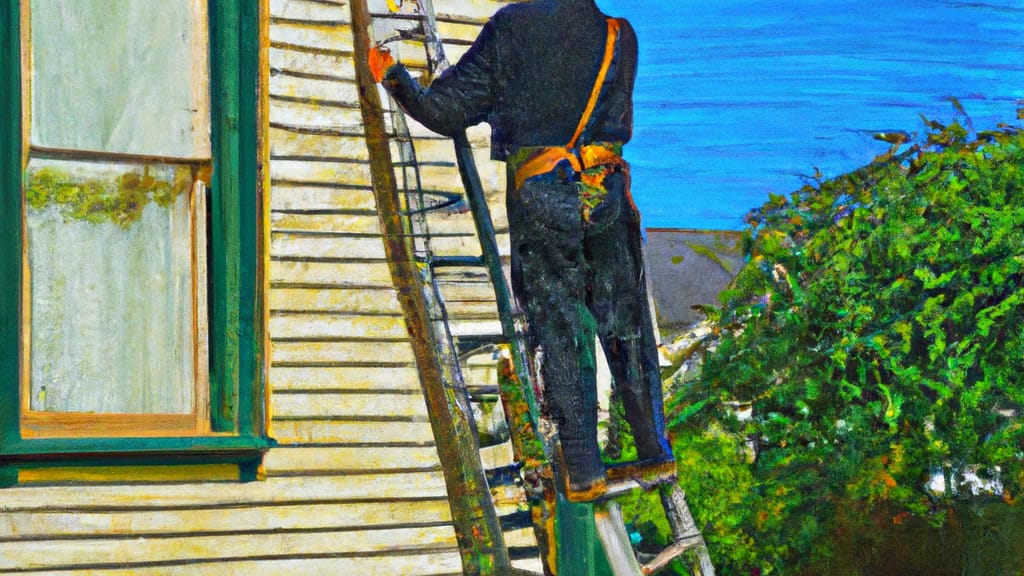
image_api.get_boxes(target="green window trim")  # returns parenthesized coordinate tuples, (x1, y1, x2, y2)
(0, 0, 270, 481)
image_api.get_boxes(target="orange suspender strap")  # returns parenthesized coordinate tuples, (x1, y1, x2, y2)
(568, 18, 621, 149)
(513, 18, 621, 189)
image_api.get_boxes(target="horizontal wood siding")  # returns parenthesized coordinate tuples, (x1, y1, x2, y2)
(266, 1, 464, 572)
(0, 0, 513, 574)
(375, 0, 512, 343)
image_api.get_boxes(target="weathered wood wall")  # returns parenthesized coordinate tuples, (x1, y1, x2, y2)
(0, 0, 514, 573)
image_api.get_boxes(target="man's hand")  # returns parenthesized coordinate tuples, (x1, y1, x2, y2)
(368, 45, 395, 83)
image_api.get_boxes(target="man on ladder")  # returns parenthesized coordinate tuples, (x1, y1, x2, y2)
(369, 0, 674, 505)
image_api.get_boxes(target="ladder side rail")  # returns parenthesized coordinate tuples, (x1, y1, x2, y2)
(413, 0, 544, 430)
(386, 77, 481, 437)
(351, 3, 511, 573)
(451, 131, 544, 434)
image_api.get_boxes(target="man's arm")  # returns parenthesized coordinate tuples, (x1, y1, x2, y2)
(604, 18, 638, 144)
(377, 20, 500, 137)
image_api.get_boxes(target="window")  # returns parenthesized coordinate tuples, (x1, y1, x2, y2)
(0, 0, 267, 477)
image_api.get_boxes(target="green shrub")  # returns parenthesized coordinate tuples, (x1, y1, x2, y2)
(665, 117, 1023, 574)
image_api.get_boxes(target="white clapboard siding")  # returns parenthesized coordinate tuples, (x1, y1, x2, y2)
(272, 419, 437, 445)
(270, 0, 350, 23)
(264, 446, 447, 474)
(1, 472, 448, 510)
(270, 311, 409, 339)
(269, 130, 371, 162)
(270, 184, 377, 211)
(266, 1, 483, 572)
(2, 505, 454, 541)
(271, 392, 429, 420)
(433, 0, 508, 22)
(268, 284, 403, 313)
(270, 47, 356, 84)
(270, 21, 354, 53)
(272, 232, 388, 260)
(1, 553, 467, 576)
(270, 364, 421, 390)
(270, 260, 396, 287)
(0, 2, 521, 575)
(271, 212, 382, 233)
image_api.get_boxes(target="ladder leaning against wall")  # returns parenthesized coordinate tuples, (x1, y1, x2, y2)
(352, 1, 716, 574)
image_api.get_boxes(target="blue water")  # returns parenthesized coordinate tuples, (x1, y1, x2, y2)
(598, 0, 1024, 230)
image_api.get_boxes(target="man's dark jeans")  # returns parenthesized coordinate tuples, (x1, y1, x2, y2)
(507, 161, 671, 490)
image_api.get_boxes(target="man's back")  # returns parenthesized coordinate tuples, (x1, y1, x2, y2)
(489, 0, 637, 152)
(379, 0, 637, 158)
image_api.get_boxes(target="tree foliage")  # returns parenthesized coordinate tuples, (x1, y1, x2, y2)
(662, 118, 1024, 573)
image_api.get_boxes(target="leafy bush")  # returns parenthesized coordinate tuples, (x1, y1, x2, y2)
(664, 117, 1023, 574)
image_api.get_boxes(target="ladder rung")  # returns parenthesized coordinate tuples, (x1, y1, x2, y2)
(600, 478, 650, 500)
(431, 255, 485, 268)
(508, 545, 542, 561)
(400, 190, 464, 215)
(457, 335, 507, 356)
(468, 386, 501, 402)
(499, 509, 535, 531)
(478, 429, 511, 449)
(485, 463, 523, 487)
(641, 535, 704, 576)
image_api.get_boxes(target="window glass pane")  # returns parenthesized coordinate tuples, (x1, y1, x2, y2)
(30, 0, 210, 158)
(25, 158, 200, 414)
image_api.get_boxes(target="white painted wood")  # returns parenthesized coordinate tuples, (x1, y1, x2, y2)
(269, 185, 377, 212)
(0, 526, 457, 571)
(0, 472, 449, 511)
(46, 552, 465, 576)
(270, 75, 359, 106)
(272, 233, 388, 260)
(0, 4, 508, 574)
(270, 158, 373, 187)
(263, 446, 446, 473)
(447, 318, 502, 338)
(435, 19, 485, 42)
(478, 440, 515, 470)
(1, 505, 454, 542)
(270, 21, 354, 52)
(269, 260, 395, 287)
(269, 106, 367, 140)
(271, 212, 382, 234)
(270, 312, 408, 339)
(272, 420, 436, 445)
(269, 287, 403, 315)
(269, 365, 422, 391)
(595, 502, 645, 576)
(270, 0, 350, 23)
(269, 130, 371, 162)
(432, 0, 509, 22)
(433, 280, 499, 304)
(270, 340, 417, 364)
(271, 392, 429, 419)
(269, 46, 355, 83)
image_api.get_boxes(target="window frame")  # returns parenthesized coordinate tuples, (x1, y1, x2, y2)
(0, 0, 269, 481)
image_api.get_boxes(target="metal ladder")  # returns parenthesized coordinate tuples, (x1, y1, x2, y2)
(368, 3, 716, 575)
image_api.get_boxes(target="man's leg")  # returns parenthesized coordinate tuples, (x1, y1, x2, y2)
(508, 173, 606, 500)
(584, 171, 673, 468)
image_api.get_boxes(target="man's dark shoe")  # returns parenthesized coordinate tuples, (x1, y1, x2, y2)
(563, 473, 608, 503)
(557, 444, 609, 503)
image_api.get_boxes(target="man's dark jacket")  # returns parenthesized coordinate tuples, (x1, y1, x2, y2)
(382, 0, 638, 160)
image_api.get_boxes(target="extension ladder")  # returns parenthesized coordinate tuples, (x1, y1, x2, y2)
(367, 2, 716, 574)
